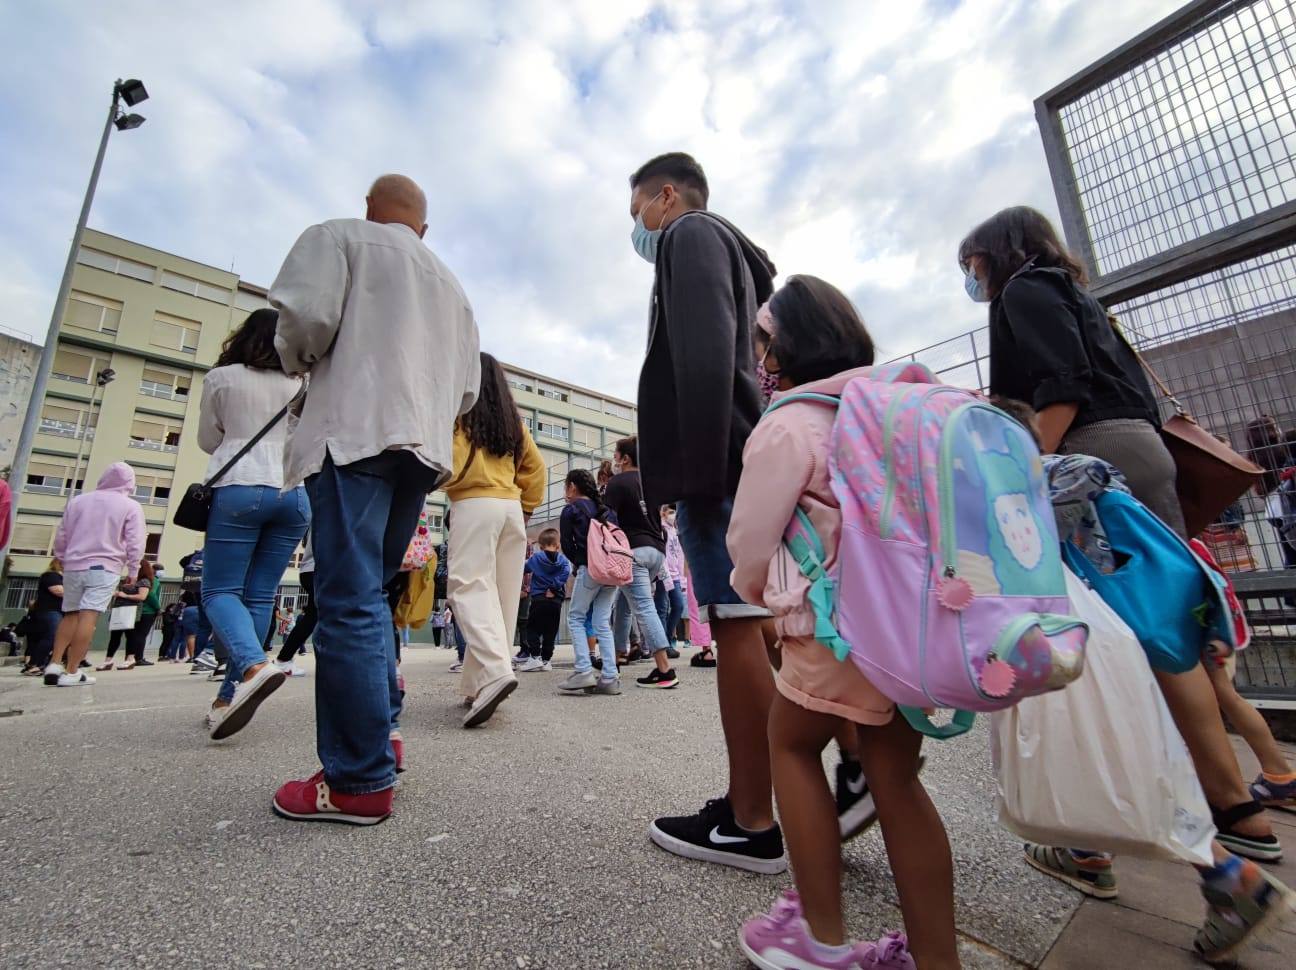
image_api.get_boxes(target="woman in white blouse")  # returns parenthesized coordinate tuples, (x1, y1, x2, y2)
(198, 309, 309, 740)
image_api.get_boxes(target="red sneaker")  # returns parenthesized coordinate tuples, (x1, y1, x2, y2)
(272, 771, 393, 826)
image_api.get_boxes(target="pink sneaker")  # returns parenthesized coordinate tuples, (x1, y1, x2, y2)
(739, 891, 915, 970)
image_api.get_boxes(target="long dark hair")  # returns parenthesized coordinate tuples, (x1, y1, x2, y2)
(566, 468, 607, 515)
(217, 308, 282, 370)
(460, 352, 525, 458)
(767, 275, 875, 386)
(1246, 416, 1293, 493)
(958, 206, 1089, 297)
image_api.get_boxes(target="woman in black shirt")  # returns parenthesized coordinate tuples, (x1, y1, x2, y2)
(958, 206, 1286, 925)
(23, 559, 64, 674)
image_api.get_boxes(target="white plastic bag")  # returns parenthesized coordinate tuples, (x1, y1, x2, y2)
(109, 606, 138, 632)
(991, 568, 1215, 865)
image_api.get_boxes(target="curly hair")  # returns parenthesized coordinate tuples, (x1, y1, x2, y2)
(216, 308, 283, 370)
(459, 352, 525, 458)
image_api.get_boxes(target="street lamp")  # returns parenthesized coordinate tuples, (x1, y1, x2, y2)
(67, 367, 115, 500)
(3, 79, 149, 551)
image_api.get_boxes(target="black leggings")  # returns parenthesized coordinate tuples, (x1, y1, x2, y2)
(526, 597, 563, 662)
(105, 613, 158, 661)
(277, 572, 317, 663)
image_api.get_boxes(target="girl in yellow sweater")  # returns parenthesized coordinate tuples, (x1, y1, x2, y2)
(444, 352, 547, 728)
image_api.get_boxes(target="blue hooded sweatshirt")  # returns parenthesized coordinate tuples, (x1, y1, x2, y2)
(525, 549, 572, 599)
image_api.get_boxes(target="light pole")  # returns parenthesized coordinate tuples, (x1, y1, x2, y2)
(66, 367, 115, 499)
(3, 78, 148, 554)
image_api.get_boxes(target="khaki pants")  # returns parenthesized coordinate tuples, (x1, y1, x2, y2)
(447, 497, 527, 699)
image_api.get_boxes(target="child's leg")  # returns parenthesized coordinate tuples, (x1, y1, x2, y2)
(768, 692, 847, 945)
(856, 714, 960, 970)
(1205, 659, 1292, 777)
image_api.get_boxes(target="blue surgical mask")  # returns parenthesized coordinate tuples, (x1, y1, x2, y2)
(631, 192, 666, 263)
(964, 268, 990, 303)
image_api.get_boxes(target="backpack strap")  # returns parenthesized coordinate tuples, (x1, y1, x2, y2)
(898, 706, 976, 739)
(764, 392, 840, 417)
(783, 507, 853, 662)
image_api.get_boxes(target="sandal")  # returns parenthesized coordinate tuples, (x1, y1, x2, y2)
(1195, 864, 1296, 963)
(118, 660, 136, 670)
(690, 649, 717, 668)
(1023, 843, 1118, 899)
(1212, 801, 1283, 863)
(95, 661, 114, 672)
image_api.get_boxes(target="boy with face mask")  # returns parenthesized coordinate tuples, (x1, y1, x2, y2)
(627, 152, 791, 873)
(519, 529, 572, 672)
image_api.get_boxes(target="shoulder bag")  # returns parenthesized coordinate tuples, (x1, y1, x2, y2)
(172, 403, 292, 533)
(1112, 316, 1264, 537)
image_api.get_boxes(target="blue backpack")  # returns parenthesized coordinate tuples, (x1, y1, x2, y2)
(1061, 490, 1235, 673)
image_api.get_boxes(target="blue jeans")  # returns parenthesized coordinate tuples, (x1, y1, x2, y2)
(454, 623, 467, 662)
(203, 485, 311, 702)
(567, 567, 617, 677)
(612, 547, 670, 654)
(675, 497, 770, 621)
(307, 451, 437, 794)
(665, 585, 686, 642)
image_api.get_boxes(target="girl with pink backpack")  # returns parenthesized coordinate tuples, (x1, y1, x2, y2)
(727, 276, 957, 970)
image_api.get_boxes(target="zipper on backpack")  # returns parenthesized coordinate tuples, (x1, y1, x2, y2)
(936, 399, 990, 577)
(878, 386, 916, 538)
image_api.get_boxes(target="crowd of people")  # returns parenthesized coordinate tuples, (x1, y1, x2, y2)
(11, 159, 1296, 969)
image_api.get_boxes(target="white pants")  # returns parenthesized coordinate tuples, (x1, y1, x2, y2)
(447, 497, 527, 699)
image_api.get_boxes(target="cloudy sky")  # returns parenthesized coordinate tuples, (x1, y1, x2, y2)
(0, 0, 1175, 401)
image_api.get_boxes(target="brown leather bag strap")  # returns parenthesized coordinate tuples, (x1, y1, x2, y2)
(1107, 313, 1187, 416)
(445, 442, 478, 490)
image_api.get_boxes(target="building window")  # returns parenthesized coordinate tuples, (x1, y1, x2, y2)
(571, 423, 601, 449)
(536, 419, 569, 442)
(133, 471, 174, 506)
(234, 288, 269, 312)
(4, 577, 39, 610)
(572, 391, 603, 412)
(64, 291, 122, 336)
(76, 246, 155, 283)
(140, 366, 192, 401)
(536, 381, 568, 402)
(39, 401, 98, 439)
(506, 372, 534, 394)
(150, 311, 201, 354)
(603, 400, 633, 420)
(52, 349, 111, 385)
(144, 533, 162, 564)
(160, 270, 229, 304)
(11, 520, 56, 557)
(520, 414, 534, 431)
(128, 414, 183, 453)
(25, 459, 80, 496)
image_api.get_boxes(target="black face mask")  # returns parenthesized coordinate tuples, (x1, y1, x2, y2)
(544, 549, 559, 563)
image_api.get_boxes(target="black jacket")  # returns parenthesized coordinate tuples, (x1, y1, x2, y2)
(638, 211, 776, 510)
(988, 267, 1158, 432)
(560, 498, 618, 570)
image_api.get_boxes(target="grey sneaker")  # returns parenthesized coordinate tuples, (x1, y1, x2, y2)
(592, 677, 622, 695)
(558, 670, 597, 692)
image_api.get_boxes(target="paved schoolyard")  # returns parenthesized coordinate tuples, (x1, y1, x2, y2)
(0, 646, 1291, 969)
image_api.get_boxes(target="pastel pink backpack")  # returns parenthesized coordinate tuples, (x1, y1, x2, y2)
(770, 363, 1088, 738)
(586, 514, 634, 587)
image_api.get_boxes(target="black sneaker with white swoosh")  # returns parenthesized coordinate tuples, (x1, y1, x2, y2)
(649, 796, 787, 874)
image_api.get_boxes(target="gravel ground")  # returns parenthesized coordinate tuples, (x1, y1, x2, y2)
(0, 647, 1080, 969)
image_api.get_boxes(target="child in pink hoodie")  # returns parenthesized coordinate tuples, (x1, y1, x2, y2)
(44, 462, 146, 687)
(727, 277, 957, 970)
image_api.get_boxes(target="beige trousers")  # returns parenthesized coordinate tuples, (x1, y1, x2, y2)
(447, 497, 527, 699)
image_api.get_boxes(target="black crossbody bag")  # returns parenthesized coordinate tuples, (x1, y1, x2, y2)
(172, 404, 292, 533)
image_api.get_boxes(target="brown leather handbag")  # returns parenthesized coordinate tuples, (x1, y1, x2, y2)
(1115, 319, 1264, 537)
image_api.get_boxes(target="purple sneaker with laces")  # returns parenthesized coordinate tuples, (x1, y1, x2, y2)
(739, 890, 915, 970)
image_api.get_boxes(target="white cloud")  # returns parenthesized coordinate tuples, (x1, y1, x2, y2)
(0, 0, 1175, 400)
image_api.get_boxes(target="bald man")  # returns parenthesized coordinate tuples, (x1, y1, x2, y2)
(269, 175, 481, 825)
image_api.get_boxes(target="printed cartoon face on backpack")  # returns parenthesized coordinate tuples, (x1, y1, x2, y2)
(994, 493, 1042, 571)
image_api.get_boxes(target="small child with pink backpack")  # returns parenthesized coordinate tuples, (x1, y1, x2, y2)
(728, 276, 1089, 970)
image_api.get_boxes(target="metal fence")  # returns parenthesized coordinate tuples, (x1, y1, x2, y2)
(1022, 0, 1296, 702)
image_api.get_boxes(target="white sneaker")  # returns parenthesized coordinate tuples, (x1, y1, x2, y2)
(209, 664, 286, 741)
(43, 663, 66, 686)
(539, 660, 552, 672)
(204, 706, 225, 730)
(273, 660, 307, 677)
(449, 661, 464, 673)
(57, 672, 96, 687)
(558, 670, 597, 692)
(518, 657, 545, 672)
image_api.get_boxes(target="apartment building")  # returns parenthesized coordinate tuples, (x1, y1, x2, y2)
(5, 229, 636, 609)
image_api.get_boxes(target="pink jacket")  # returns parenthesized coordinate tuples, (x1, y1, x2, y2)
(728, 368, 871, 639)
(53, 462, 146, 577)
